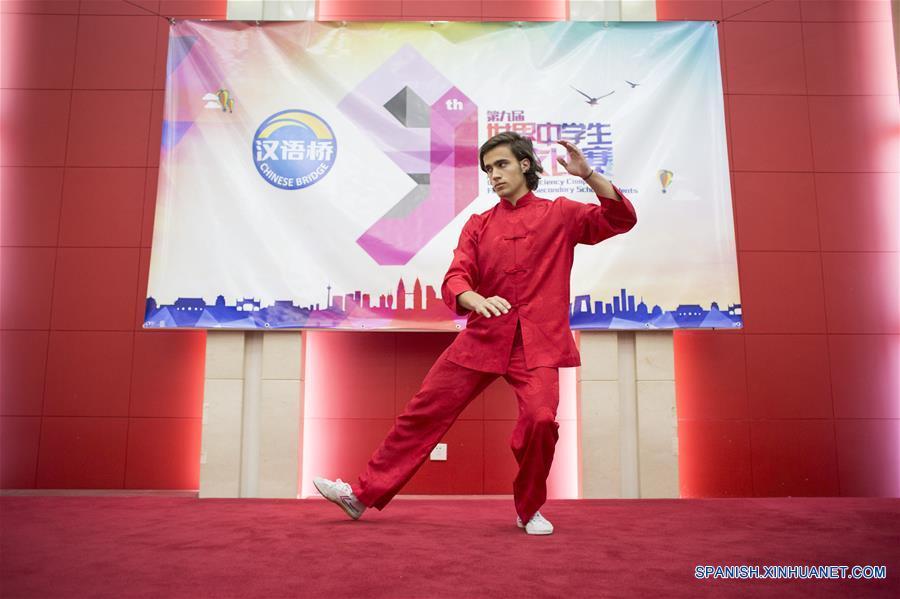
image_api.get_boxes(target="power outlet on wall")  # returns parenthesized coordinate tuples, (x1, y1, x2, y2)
(430, 443, 448, 461)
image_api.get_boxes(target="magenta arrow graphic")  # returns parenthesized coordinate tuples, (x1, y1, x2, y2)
(337, 45, 479, 265)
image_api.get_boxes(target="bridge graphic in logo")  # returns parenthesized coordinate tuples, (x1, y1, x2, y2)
(338, 44, 478, 265)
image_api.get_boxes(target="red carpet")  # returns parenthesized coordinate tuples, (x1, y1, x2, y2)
(1, 496, 897, 598)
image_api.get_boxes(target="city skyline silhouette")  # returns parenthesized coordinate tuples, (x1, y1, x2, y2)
(144, 277, 742, 330)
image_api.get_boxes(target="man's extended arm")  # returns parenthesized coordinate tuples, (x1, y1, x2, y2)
(441, 214, 512, 319)
(441, 215, 480, 316)
(583, 168, 619, 201)
(555, 139, 637, 245)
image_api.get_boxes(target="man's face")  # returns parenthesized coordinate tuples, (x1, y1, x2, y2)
(482, 145, 529, 197)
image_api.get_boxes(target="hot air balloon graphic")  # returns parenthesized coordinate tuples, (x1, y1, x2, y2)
(215, 88, 234, 113)
(658, 169, 673, 194)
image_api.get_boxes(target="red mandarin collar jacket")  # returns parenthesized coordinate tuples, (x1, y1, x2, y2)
(440, 183, 637, 373)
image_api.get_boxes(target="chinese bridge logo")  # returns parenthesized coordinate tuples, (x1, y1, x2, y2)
(252, 109, 337, 190)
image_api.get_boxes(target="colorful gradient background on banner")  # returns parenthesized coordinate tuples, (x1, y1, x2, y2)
(145, 20, 741, 331)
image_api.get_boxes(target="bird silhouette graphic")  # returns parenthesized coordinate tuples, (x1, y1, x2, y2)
(625, 80, 641, 88)
(570, 85, 615, 105)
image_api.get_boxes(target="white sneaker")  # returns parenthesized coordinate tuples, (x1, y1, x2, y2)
(516, 511, 554, 535)
(312, 477, 366, 520)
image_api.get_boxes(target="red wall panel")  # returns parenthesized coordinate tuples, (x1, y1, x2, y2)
(0, 417, 42, 488)
(829, 334, 899, 420)
(727, 94, 814, 171)
(0, 13, 77, 88)
(722, 0, 800, 22)
(816, 172, 898, 252)
(36, 417, 129, 488)
(318, 1, 403, 20)
(750, 419, 840, 496)
(732, 172, 819, 251)
(482, 0, 566, 20)
(835, 419, 900, 497)
(822, 251, 899, 334)
(744, 334, 832, 419)
(674, 330, 748, 420)
(43, 331, 135, 417)
(0, 332, 49, 416)
(668, 0, 899, 498)
(3, 0, 80, 13)
(678, 419, 754, 497)
(58, 168, 145, 247)
(799, 0, 894, 22)
(73, 16, 157, 89)
(401, 0, 481, 19)
(0, 0, 223, 490)
(1, 168, 65, 247)
(809, 95, 898, 172)
(658, 0, 721, 21)
(722, 21, 806, 95)
(0, 247, 56, 329)
(50, 248, 140, 330)
(80, 1, 162, 16)
(130, 331, 206, 418)
(803, 21, 897, 95)
(124, 417, 202, 489)
(3, 89, 71, 166)
(737, 251, 827, 334)
(66, 91, 153, 166)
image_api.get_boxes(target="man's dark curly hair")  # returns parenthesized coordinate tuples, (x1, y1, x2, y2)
(479, 132, 544, 191)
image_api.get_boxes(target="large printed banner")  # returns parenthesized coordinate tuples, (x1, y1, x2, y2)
(145, 20, 741, 331)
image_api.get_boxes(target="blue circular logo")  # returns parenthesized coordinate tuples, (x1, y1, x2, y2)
(252, 109, 337, 190)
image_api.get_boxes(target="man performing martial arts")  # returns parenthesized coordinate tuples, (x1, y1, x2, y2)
(314, 131, 637, 535)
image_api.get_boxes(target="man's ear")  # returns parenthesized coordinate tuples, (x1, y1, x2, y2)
(520, 158, 530, 173)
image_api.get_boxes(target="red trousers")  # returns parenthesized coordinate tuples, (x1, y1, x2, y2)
(352, 321, 560, 524)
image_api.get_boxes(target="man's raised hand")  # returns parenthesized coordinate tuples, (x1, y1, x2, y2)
(555, 140, 593, 178)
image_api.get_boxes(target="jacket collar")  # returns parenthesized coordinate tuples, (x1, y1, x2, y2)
(499, 190, 537, 210)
